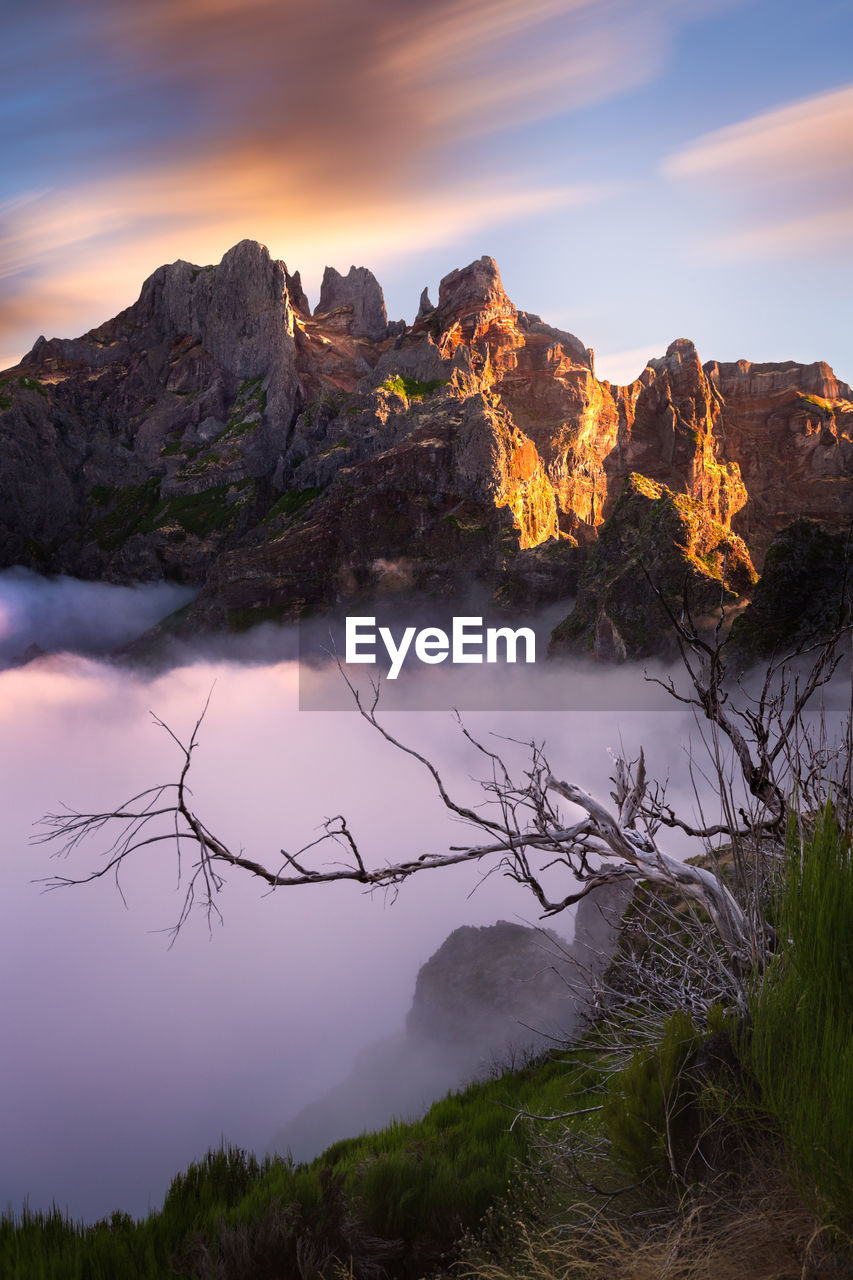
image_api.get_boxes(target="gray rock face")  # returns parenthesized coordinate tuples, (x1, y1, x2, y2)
(285, 268, 310, 315)
(315, 264, 388, 341)
(4, 238, 852, 646)
(126, 238, 301, 430)
(416, 286, 434, 319)
(406, 920, 579, 1049)
(270, 884, 632, 1163)
(572, 877, 634, 970)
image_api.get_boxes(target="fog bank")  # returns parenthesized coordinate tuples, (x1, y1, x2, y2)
(0, 568, 195, 664)
(2, 576, 843, 1223)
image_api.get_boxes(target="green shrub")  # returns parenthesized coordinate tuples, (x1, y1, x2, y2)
(380, 374, 445, 403)
(747, 806, 853, 1228)
(0, 1050, 585, 1278)
(263, 486, 324, 522)
(17, 375, 48, 398)
(603, 1009, 704, 1185)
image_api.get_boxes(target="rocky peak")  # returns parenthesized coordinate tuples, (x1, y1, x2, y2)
(3, 239, 852, 658)
(605, 337, 747, 532)
(665, 338, 697, 361)
(416, 287, 434, 320)
(315, 264, 388, 341)
(285, 268, 310, 315)
(404, 919, 588, 1050)
(436, 255, 515, 333)
(125, 239, 297, 376)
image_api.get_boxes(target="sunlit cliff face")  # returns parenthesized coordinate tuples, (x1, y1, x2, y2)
(431, 263, 752, 554)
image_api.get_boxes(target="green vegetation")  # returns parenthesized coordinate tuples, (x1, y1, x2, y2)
(179, 451, 223, 478)
(747, 806, 853, 1229)
(0, 1055, 593, 1279)
(9, 607, 853, 1277)
(89, 478, 254, 549)
(17, 375, 48, 398)
(799, 392, 833, 415)
(263, 486, 324, 523)
(23, 536, 49, 564)
(216, 377, 267, 445)
(89, 477, 164, 550)
(318, 437, 349, 458)
(441, 511, 489, 536)
(380, 374, 445, 404)
(6, 808, 853, 1277)
(603, 1008, 705, 1185)
(0, 375, 49, 406)
(155, 482, 254, 538)
(227, 604, 292, 631)
(730, 519, 852, 657)
(160, 439, 202, 458)
(301, 389, 349, 430)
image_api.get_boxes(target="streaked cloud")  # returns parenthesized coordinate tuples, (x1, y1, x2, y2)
(0, 0, 721, 364)
(663, 84, 853, 259)
(0, 166, 609, 365)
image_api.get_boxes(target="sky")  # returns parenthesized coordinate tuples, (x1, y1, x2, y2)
(2, 0, 852, 384)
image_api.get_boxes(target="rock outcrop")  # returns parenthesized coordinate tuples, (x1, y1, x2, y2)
(705, 359, 853, 562)
(1, 240, 851, 655)
(550, 474, 757, 661)
(314, 264, 390, 341)
(270, 882, 632, 1163)
(729, 519, 852, 658)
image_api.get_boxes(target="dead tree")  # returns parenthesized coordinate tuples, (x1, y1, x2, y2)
(35, 622, 851, 988)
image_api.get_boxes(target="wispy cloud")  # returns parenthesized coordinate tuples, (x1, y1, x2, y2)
(0, 0, 717, 363)
(662, 84, 853, 259)
(0, 169, 609, 364)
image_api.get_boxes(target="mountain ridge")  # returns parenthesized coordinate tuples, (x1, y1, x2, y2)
(2, 240, 851, 657)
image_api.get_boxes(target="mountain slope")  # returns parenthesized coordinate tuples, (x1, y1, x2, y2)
(2, 241, 851, 650)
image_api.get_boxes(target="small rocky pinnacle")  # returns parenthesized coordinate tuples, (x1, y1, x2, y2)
(416, 287, 434, 320)
(316, 265, 388, 341)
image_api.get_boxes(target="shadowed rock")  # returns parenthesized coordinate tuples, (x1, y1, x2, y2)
(269, 882, 631, 1163)
(315, 264, 388, 341)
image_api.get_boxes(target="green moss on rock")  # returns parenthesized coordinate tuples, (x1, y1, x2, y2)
(730, 519, 852, 659)
(90, 478, 254, 549)
(263, 486, 324, 523)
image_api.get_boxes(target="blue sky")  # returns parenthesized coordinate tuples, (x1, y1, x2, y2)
(1, 0, 851, 383)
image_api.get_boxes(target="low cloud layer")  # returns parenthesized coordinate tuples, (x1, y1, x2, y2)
(0, 569, 195, 664)
(0, 645, 708, 1220)
(1, 570, 849, 1220)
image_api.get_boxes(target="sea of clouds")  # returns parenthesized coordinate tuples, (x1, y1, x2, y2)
(0, 569, 828, 1221)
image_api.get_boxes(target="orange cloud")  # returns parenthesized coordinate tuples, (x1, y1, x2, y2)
(0, 0, 729, 365)
(663, 85, 853, 184)
(0, 156, 609, 366)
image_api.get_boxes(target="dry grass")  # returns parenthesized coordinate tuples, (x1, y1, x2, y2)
(457, 1168, 852, 1280)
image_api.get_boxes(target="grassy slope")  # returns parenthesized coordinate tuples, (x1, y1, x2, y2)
(4, 814, 852, 1279)
(0, 1054, 597, 1279)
